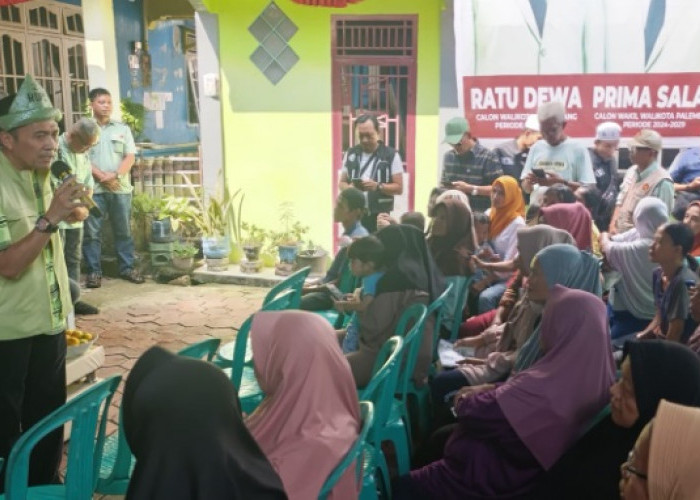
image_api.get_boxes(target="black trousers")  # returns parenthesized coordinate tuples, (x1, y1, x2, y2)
(0, 333, 67, 491)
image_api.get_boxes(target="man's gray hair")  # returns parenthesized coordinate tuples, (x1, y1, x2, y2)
(71, 117, 100, 144)
(537, 101, 566, 123)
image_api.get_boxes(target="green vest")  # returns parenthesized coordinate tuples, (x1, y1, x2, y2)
(0, 152, 72, 340)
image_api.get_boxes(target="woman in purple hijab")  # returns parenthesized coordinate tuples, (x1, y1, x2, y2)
(393, 286, 616, 499)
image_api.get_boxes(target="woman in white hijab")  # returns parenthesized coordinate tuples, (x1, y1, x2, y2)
(600, 197, 669, 340)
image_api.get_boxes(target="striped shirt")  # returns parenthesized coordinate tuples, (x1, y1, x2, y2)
(441, 142, 503, 212)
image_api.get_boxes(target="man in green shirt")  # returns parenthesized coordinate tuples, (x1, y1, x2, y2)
(54, 117, 100, 314)
(0, 75, 88, 490)
(82, 87, 143, 288)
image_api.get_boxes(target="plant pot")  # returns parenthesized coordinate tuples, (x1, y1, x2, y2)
(297, 249, 328, 276)
(171, 256, 194, 271)
(202, 236, 230, 259)
(278, 244, 299, 264)
(242, 243, 262, 262)
(151, 217, 174, 243)
(229, 243, 244, 264)
(260, 251, 277, 268)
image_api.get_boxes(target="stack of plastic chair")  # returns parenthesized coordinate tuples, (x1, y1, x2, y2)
(317, 401, 374, 500)
(3, 375, 121, 500)
(358, 336, 403, 499)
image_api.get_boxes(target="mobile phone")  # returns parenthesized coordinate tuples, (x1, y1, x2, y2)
(532, 168, 546, 178)
(351, 178, 363, 187)
(685, 280, 696, 290)
(442, 180, 454, 188)
(326, 284, 345, 301)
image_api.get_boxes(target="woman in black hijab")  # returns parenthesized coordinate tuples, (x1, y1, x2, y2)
(346, 224, 445, 387)
(122, 346, 287, 500)
(535, 340, 700, 499)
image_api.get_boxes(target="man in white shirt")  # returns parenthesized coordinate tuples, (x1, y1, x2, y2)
(520, 101, 595, 206)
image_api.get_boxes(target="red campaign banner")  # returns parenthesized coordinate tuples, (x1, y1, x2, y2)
(463, 73, 700, 139)
(0, 0, 31, 5)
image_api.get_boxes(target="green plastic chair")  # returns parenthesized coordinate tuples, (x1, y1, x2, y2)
(177, 338, 221, 361)
(448, 276, 474, 342)
(315, 253, 359, 328)
(263, 266, 311, 309)
(317, 401, 374, 500)
(97, 340, 233, 496)
(390, 303, 428, 470)
(358, 335, 403, 500)
(2, 375, 121, 500)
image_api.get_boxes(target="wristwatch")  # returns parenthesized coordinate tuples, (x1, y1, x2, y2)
(471, 187, 479, 196)
(35, 215, 58, 233)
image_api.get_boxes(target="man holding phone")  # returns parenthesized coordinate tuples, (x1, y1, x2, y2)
(440, 117, 502, 212)
(520, 101, 595, 206)
(338, 114, 403, 233)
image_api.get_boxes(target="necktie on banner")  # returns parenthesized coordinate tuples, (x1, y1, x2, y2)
(644, 0, 666, 65)
(528, 0, 548, 39)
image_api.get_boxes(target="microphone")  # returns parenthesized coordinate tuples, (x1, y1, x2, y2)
(50, 160, 103, 218)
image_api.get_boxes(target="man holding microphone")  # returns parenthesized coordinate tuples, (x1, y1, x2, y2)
(0, 75, 88, 490)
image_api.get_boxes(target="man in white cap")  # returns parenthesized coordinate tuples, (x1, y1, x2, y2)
(493, 114, 541, 197)
(520, 101, 596, 206)
(0, 75, 87, 489)
(440, 116, 502, 213)
(609, 129, 672, 234)
(669, 144, 700, 220)
(589, 121, 622, 231)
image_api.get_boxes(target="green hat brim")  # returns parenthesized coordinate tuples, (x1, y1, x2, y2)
(0, 107, 62, 132)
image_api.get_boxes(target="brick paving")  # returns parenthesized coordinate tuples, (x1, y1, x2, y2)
(68, 276, 267, 499)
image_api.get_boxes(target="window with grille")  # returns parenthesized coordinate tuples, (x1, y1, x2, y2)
(0, 1, 87, 129)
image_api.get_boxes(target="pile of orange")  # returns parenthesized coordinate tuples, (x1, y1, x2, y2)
(66, 329, 93, 346)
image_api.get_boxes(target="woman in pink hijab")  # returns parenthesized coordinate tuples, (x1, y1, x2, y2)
(246, 311, 361, 500)
(539, 201, 593, 251)
(394, 286, 615, 499)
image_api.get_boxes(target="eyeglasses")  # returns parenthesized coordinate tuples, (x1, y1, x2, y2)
(621, 450, 648, 481)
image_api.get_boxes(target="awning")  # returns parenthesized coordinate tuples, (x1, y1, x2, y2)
(290, 0, 364, 7)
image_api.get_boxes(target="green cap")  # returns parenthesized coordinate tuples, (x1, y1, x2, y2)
(443, 117, 469, 144)
(0, 74, 62, 131)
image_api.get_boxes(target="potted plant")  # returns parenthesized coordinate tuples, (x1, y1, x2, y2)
(270, 202, 309, 264)
(181, 174, 243, 265)
(241, 222, 267, 262)
(296, 240, 328, 276)
(171, 241, 198, 271)
(131, 193, 163, 251)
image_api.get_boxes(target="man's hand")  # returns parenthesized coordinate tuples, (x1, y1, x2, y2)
(688, 178, 700, 192)
(361, 179, 378, 192)
(65, 206, 90, 224)
(45, 180, 88, 224)
(451, 181, 472, 193)
(101, 178, 121, 192)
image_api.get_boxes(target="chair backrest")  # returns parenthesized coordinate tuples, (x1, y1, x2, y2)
(263, 266, 311, 308)
(336, 251, 360, 294)
(3, 375, 121, 499)
(393, 303, 428, 401)
(229, 315, 254, 389)
(261, 288, 298, 312)
(317, 401, 374, 500)
(177, 338, 222, 361)
(358, 336, 403, 446)
(449, 276, 474, 342)
(426, 282, 454, 363)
